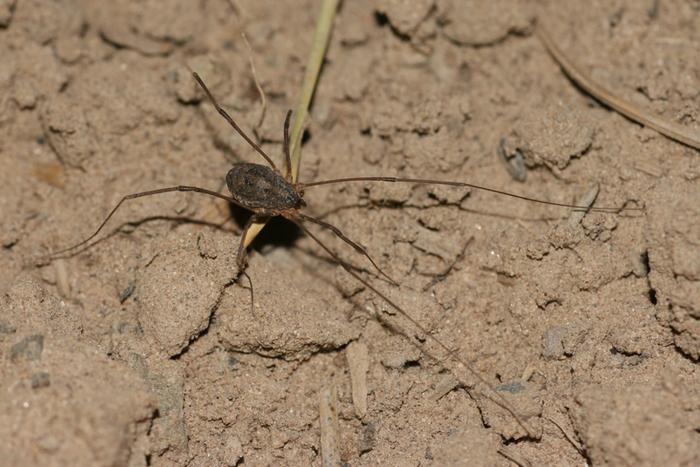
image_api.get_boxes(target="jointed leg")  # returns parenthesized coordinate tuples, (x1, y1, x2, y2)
(296, 212, 398, 286)
(290, 218, 534, 439)
(235, 215, 267, 316)
(49, 186, 241, 259)
(192, 72, 278, 171)
(239, 270, 255, 317)
(299, 176, 640, 213)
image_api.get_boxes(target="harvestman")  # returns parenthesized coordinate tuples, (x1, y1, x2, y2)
(49, 72, 639, 437)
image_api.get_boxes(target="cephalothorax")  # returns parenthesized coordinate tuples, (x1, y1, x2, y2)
(49, 72, 640, 438)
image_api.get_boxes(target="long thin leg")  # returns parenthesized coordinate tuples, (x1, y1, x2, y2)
(49, 186, 243, 258)
(283, 110, 293, 181)
(192, 72, 278, 171)
(290, 218, 535, 439)
(300, 176, 643, 213)
(239, 270, 255, 316)
(297, 212, 398, 286)
(238, 216, 257, 312)
(235, 215, 268, 317)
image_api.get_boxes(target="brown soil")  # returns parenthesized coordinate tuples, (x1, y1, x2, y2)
(1, 0, 699, 466)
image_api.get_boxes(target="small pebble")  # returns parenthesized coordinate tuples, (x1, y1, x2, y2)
(10, 334, 45, 363)
(119, 282, 136, 303)
(359, 423, 376, 454)
(542, 326, 567, 360)
(31, 372, 51, 389)
(496, 381, 525, 394)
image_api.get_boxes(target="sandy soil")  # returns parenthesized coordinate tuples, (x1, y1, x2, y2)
(1, 0, 699, 465)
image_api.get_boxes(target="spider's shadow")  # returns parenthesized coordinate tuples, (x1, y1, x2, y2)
(229, 204, 302, 252)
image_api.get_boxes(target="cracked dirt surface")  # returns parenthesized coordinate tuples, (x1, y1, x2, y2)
(1, 0, 699, 465)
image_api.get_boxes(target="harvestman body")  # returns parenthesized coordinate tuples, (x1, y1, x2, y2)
(49, 72, 639, 437)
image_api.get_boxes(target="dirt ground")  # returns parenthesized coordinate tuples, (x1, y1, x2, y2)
(1, 0, 699, 465)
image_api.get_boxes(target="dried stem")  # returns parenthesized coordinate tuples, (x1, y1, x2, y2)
(243, 0, 339, 248)
(537, 24, 700, 150)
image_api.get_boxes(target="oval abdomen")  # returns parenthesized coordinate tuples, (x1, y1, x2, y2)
(226, 163, 301, 212)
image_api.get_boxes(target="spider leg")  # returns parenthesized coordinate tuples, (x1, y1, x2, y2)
(288, 216, 535, 439)
(296, 212, 399, 286)
(193, 72, 278, 171)
(235, 215, 269, 317)
(48, 186, 243, 259)
(300, 176, 643, 213)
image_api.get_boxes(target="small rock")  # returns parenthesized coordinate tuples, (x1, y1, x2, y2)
(377, 0, 434, 37)
(629, 250, 650, 278)
(35, 435, 61, 453)
(497, 381, 525, 394)
(0, 320, 17, 334)
(10, 334, 44, 363)
(359, 423, 376, 454)
(220, 435, 243, 466)
(542, 326, 567, 360)
(439, 0, 533, 47)
(40, 95, 100, 167)
(380, 348, 420, 369)
(513, 101, 595, 170)
(31, 371, 51, 389)
(119, 282, 136, 304)
(0, 0, 16, 27)
(432, 425, 501, 466)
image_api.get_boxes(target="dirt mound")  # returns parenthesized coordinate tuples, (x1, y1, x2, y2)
(1, 0, 698, 465)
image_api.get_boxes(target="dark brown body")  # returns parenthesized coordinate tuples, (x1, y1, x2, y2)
(226, 163, 304, 215)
